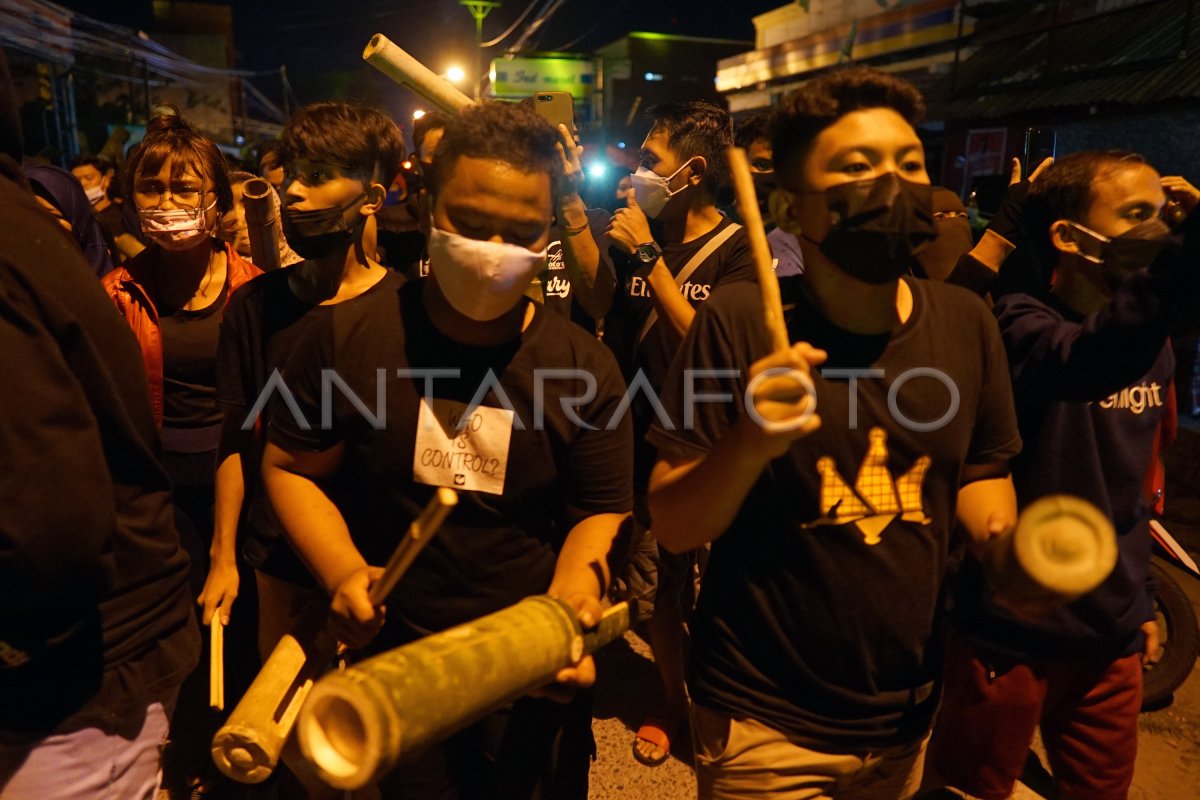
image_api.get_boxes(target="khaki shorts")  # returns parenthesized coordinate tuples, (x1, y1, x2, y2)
(691, 702, 929, 800)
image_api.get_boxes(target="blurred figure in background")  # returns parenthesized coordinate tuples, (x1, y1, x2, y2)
(24, 162, 115, 278)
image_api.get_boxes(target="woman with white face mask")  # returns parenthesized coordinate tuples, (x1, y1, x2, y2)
(100, 110, 261, 797)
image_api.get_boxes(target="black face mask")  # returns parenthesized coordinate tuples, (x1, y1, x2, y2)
(281, 191, 368, 260)
(1068, 218, 1171, 288)
(808, 173, 936, 284)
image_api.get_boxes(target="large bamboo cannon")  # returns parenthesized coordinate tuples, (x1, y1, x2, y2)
(241, 177, 282, 272)
(297, 596, 633, 790)
(362, 34, 473, 114)
(986, 494, 1118, 608)
(211, 488, 458, 784)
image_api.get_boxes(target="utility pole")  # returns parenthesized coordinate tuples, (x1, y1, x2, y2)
(460, 0, 501, 100)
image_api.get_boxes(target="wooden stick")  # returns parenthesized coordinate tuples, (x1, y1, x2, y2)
(370, 487, 459, 605)
(211, 488, 459, 784)
(727, 146, 790, 352)
(210, 616, 224, 711)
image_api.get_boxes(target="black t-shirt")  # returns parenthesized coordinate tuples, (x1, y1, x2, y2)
(160, 280, 227, 430)
(216, 267, 405, 583)
(647, 276, 1021, 750)
(542, 207, 614, 334)
(605, 215, 755, 386)
(268, 278, 633, 644)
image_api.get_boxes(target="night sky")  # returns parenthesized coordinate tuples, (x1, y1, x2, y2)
(59, 0, 783, 116)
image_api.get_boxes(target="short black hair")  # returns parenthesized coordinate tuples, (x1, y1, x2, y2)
(645, 101, 732, 197)
(413, 110, 452, 159)
(734, 113, 771, 151)
(72, 155, 114, 175)
(125, 111, 234, 214)
(1025, 150, 1149, 265)
(771, 67, 926, 188)
(431, 101, 561, 193)
(278, 101, 404, 185)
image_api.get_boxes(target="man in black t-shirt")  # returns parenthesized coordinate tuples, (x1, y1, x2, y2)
(263, 102, 632, 799)
(205, 101, 405, 660)
(596, 101, 756, 768)
(647, 69, 1022, 799)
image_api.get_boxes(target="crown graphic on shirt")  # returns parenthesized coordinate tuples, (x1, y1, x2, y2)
(810, 427, 931, 545)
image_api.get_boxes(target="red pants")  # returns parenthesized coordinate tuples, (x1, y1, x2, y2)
(930, 633, 1142, 800)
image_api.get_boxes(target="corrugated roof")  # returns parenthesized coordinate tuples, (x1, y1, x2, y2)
(936, 0, 1200, 120)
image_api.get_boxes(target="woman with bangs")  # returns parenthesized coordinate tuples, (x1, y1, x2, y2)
(101, 110, 260, 796)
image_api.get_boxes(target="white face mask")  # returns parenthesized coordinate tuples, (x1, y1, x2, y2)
(138, 199, 216, 251)
(84, 185, 106, 205)
(428, 227, 547, 321)
(630, 158, 695, 219)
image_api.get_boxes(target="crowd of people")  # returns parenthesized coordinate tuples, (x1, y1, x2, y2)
(2, 46, 1199, 800)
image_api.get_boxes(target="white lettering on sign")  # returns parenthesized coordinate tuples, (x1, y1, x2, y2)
(413, 398, 514, 495)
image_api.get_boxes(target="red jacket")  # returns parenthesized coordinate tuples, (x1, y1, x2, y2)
(102, 242, 261, 426)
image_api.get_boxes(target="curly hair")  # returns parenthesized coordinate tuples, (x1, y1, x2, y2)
(734, 113, 771, 151)
(771, 67, 926, 187)
(278, 101, 404, 185)
(125, 110, 233, 214)
(431, 101, 562, 192)
(645, 101, 732, 198)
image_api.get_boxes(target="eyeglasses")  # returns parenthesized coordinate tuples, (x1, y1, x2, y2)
(133, 184, 210, 210)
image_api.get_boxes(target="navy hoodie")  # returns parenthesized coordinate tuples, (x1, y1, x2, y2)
(953, 216, 1200, 659)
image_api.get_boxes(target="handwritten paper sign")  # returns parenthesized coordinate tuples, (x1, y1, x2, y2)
(413, 398, 513, 496)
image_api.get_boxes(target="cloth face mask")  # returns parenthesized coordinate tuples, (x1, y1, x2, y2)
(1067, 218, 1172, 288)
(281, 192, 369, 260)
(805, 173, 936, 284)
(428, 227, 547, 321)
(138, 199, 217, 251)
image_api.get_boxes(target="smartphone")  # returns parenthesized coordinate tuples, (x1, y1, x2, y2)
(1023, 127, 1057, 175)
(533, 92, 575, 136)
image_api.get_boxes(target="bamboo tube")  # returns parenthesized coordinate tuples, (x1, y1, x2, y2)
(211, 489, 458, 784)
(986, 494, 1118, 607)
(297, 598, 633, 790)
(362, 34, 473, 114)
(242, 178, 282, 272)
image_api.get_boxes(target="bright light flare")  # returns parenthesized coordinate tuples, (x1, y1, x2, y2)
(587, 162, 609, 180)
(412, 109, 426, 120)
(446, 66, 466, 84)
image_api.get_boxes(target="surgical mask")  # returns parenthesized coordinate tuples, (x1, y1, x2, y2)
(806, 173, 936, 284)
(751, 171, 778, 225)
(630, 158, 695, 218)
(84, 185, 106, 205)
(281, 192, 368, 260)
(138, 200, 216, 251)
(428, 227, 547, 321)
(1067, 218, 1171, 288)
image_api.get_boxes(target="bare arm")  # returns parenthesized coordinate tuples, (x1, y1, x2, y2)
(955, 475, 1018, 559)
(197, 415, 246, 624)
(607, 191, 696, 339)
(555, 125, 614, 319)
(649, 344, 825, 552)
(263, 440, 383, 647)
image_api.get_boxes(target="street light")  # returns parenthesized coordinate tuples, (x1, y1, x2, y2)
(459, 0, 500, 101)
(445, 66, 466, 84)
(413, 109, 427, 120)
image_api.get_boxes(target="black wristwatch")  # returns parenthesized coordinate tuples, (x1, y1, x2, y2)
(633, 241, 663, 266)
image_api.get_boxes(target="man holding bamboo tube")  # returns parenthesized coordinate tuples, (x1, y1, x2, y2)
(647, 68, 1023, 799)
(262, 101, 632, 799)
